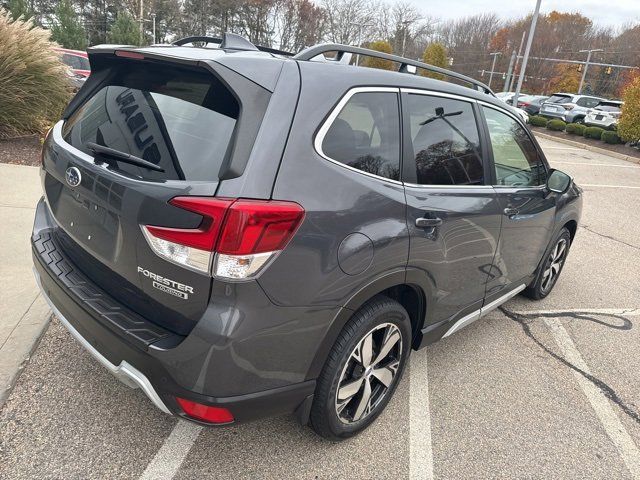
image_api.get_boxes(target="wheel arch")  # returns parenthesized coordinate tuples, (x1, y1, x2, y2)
(304, 269, 432, 381)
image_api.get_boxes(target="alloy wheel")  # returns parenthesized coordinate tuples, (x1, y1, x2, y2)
(541, 238, 568, 293)
(335, 323, 403, 424)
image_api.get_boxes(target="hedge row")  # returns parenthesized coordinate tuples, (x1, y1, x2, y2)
(529, 116, 622, 144)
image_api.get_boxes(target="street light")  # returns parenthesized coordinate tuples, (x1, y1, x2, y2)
(578, 48, 603, 94)
(350, 22, 373, 65)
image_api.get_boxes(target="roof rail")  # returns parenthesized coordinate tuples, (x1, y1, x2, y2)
(294, 43, 494, 94)
(172, 33, 294, 57)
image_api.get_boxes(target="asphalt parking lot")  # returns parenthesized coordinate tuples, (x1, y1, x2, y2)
(1, 135, 639, 479)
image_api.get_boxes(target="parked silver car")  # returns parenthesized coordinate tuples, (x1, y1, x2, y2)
(540, 93, 604, 123)
(584, 100, 623, 130)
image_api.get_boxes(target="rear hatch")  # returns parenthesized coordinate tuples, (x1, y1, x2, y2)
(42, 49, 272, 335)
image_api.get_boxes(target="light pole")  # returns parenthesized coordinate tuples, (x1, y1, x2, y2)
(487, 52, 501, 88)
(350, 22, 373, 65)
(513, 0, 541, 107)
(578, 48, 603, 94)
(508, 30, 527, 92)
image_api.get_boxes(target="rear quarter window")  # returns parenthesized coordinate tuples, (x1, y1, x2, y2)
(62, 65, 239, 182)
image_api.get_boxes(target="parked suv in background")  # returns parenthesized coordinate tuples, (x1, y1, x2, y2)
(540, 92, 604, 123)
(584, 100, 623, 130)
(33, 34, 582, 440)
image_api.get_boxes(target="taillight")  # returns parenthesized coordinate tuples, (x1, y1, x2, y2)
(176, 397, 234, 424)
(562, 104, 575, 110)
(142, 198, 305, 279)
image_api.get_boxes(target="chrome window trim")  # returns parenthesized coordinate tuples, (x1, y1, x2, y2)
(314, 86, 403, 186)
(400, 88, 492, 190)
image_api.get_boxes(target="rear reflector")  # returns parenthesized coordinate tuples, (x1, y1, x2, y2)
(176, 397, 234, 424)
(142, 198, 304, 278)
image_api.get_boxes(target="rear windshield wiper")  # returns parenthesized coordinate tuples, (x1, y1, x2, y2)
(86, 142, 165, 173)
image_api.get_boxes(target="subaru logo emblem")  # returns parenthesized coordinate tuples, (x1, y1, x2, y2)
(65, 167, 81, 187)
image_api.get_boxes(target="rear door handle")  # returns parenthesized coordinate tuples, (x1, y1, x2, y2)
(503, 207, 519, 217)
(416, 217, 443, 228)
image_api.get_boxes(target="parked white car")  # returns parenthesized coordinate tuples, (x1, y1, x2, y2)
(584, 100, 623, 130)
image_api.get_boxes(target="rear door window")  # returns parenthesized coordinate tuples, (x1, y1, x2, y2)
(320, 91, 401, 181)
(62, 65, 239, 181)
(576, 97, 601, 108)
(405, 93, 484, 186)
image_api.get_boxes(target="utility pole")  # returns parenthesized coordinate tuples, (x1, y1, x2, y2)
(488, 52, 501, 88)
(504, 50, 517, 92)
(508, 30, 527, 92)
(401, 20, 414, 57)
(151, 13, 156, 44)
(350, 22, 373, 66)
(513, 0, 541, 108)
(578, 48, 603, 94)
(139, 0, 144, 45)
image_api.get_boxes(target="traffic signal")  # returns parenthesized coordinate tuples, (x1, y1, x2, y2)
(606, 67, 612, 75)
(577, 64, 583, 72)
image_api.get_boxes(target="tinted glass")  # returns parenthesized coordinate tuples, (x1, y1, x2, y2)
(63, 65, 238, 181)
(547, 94, 572, 104)
(577, 97, 601, 108)
(406, 94, 483, 186)
(322, 92, 400, 180)
(483, 107, 547, 187)
(595, 105, 621, 112)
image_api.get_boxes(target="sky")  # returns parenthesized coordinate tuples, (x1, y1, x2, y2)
(408, 0, 639, 29)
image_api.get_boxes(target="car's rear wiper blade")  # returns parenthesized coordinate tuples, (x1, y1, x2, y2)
(86, 142, 164, 173)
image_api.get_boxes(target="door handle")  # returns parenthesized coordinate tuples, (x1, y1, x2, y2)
(416, 217, 443, 228)
(503, 207, 519, 217)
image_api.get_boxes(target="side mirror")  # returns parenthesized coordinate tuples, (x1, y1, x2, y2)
(547, 169, 572, 193)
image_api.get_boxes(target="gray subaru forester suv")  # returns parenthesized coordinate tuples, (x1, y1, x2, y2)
(32, 33, 582, 440)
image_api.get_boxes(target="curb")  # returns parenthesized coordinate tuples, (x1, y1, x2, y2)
(532, 131, 640, 165)
(0, 295, 52, 408)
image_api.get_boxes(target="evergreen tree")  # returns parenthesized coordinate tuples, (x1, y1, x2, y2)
(6, 0, 33, 21)
(362, 40, 394, 70)
(51, 0, 87, 50)
(421, 43, 447, 80)
(108, 10, 139, 45)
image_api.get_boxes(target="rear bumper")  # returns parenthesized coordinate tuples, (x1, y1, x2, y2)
(32, 199, 318, 424)
(34, 267, 171, 414)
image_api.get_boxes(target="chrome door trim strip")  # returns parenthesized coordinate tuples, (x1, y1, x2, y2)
(442, 284, 526, 338)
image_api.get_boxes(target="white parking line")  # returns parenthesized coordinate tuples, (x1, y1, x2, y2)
(139, 421, 202, 480)
(580, 184, 640, 190)
(545, 318, 640, 478)
(516, 308, 640, 316)
(409, 352, 434, 480)
(553, 161, 640, 169)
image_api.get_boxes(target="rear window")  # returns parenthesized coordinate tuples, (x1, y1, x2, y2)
(62, 53, 90, 71)
(547, 95, 572, 104)
(62, 65, 239, 181)
(596, 104, 622, 112)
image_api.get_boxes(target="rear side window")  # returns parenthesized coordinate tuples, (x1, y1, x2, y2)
(406, 93, 484, 186)
(321, 91, 400, 181)
(62, 65, 239, 181)
(62, 53, 90, 71)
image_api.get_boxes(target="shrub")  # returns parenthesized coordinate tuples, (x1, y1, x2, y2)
(573, 124, 586, 136)
(618, 76, 640, 143)
(566, 123, 578, 134)
(546, 119, 566, 131)
(584, 126, 605, 140)
(529, 115, 548, 127)
(0, 10, 71, 139)
(601, 131, 621, 144)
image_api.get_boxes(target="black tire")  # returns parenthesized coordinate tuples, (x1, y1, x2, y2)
(309, 295, 412, 440)
(523, 228, 572, 300)
(574, 117, 585, 125)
